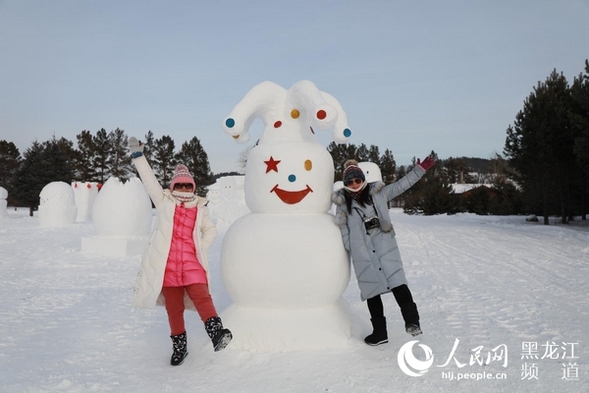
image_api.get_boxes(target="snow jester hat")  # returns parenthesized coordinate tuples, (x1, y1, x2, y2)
(222, 80, 352, 214)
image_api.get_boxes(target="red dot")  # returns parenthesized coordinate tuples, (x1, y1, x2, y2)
(317, 110, 327, 120)
(87, 183, 92, 189)
(274, 121, 282, 128)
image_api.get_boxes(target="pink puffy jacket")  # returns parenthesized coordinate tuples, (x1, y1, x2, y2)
(163, 204, 207, 287)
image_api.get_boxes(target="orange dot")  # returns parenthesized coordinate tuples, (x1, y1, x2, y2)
(316, 110, 327, 120)
(304, 160, 312, 171)
(232, 135, 239, 139)
(291, 109, 300, 119)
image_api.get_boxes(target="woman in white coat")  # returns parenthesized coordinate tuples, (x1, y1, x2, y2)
(129, 137, 231, 366)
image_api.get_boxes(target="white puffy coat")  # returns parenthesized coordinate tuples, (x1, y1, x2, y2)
(131, 156, 217, 310)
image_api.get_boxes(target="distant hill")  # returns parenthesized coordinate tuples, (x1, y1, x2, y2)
(443, 156, 492, 173)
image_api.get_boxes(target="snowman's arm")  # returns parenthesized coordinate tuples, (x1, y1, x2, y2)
(132, 155, 166, 207)
(199, 204, 217, 252)
(381, 165, 426, 201)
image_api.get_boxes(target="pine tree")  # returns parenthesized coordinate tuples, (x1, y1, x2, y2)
(109, 128, 132, 181)
(355, 143, 369, 162)
(13, 141, 45, 208)
(368, 145, 380, 164)
(380, 149, 396, 184)
(443, 158, 471, 183)
(92, 129, 112, 184)
(0, 140, 21, 197)
(504, 70, 578, 223)
(13, 138, 76, 209)
(327, 142, 358, 181)
(152, 135, 176, 187)
(570, 60, 589, 220)
(75, 130, 98, 182)
(142, 130, 156, 163)
(176, 136, 213, 196)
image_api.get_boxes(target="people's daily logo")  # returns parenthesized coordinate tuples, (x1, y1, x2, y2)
(397, 340, 435, 377)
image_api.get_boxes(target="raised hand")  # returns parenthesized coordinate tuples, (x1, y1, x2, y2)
(417, 156, 435, 171)
(129, 137, 144, 158)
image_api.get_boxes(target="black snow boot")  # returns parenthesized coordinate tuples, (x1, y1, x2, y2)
(170, 332, 189, 366)
(204, 316, 233, 352)
(364, 317, 388, 346)
(400, 302, 422, 337)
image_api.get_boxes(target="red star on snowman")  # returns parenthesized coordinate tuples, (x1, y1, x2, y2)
(264, 156, 281, 173)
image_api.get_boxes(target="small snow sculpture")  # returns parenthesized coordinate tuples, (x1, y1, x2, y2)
(72, 182, 100, 222)
(206, 175, 249, 229)
(0, 186, 8, 219)
(38, 182, 77, 227)
(81, 177, 152, 257)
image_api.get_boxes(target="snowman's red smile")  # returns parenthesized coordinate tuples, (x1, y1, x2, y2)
(270, 184, 313, 204)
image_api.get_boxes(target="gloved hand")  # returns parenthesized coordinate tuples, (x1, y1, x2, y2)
(128, 137, 144, 158)
(417, 156, 435, 171)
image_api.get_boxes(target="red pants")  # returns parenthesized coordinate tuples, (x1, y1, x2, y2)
(162, 284, 218, 336)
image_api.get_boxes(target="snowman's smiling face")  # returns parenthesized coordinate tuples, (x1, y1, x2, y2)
(245, 142, 334, 214)
(264, 155, 313, 205)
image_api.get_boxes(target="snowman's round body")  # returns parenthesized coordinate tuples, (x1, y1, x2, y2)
(220, 142, 352, 351)
(222, 213, 349, 309)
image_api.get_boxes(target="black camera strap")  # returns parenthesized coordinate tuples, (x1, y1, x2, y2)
(353, 196, 378, 219)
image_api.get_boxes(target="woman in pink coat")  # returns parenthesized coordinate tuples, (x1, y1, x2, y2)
(129, 137, 232, 366)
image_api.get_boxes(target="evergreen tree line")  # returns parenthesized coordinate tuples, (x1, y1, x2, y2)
(0, 133, 526, 216)
(504, 60, 589, 224)
(0, 129, 213, 208)
(329, 142, 521, 216)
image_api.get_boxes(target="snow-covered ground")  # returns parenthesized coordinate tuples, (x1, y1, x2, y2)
(1, 208, 587, 392)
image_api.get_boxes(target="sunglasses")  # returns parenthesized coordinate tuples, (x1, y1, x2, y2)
(174, 183, 194, 190)
(346, 178, 363, 186)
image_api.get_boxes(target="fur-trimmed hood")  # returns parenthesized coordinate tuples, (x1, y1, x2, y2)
(331, 181, 393, 233)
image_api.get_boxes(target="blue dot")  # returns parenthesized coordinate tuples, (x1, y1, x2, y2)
(225, 118, 235, 128)
(288, 174, 296, 182)
(343, 128, 352, 137)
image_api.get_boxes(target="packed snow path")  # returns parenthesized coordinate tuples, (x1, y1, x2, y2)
(0, 209, 587, 392)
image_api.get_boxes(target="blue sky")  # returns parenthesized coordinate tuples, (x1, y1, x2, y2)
(1, 0, 588, 174)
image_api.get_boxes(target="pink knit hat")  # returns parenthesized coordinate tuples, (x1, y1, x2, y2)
(170, 164, 196, 190)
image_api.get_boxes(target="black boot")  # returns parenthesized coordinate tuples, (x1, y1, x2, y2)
(170, 332, 188, 366)
(364, 317, 388, 346)
(204, 316, 233, 352)
(400, 302, 422, 336)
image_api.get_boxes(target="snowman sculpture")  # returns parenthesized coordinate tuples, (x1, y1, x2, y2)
(220, 80, 353, 351)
